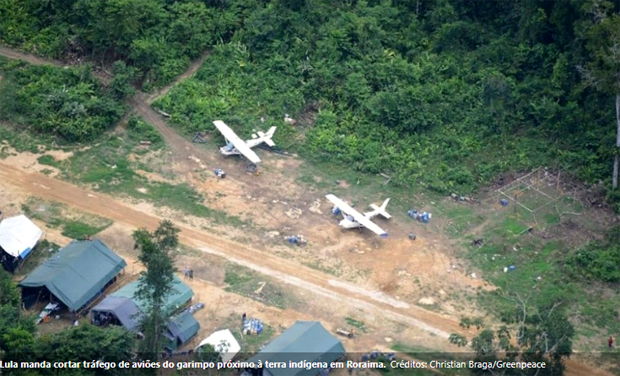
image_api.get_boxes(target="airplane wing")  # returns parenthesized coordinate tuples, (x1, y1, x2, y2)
(213, 120, 261, 164)
(325, 194, 388, 237)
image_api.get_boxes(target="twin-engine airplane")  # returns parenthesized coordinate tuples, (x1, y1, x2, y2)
(326, 194, 391, 238)
(212, 120, 277, 165)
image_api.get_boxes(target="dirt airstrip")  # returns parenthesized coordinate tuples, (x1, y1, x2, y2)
(0, 47, 614, 376)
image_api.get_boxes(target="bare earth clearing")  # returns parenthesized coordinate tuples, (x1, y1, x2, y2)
(0, 48, 613, 376)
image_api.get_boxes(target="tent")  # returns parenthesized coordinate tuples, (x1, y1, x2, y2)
(248, 321, 345, 376)
(164, 311, 200, 351)
(110, 275, 193, 313)
(90, 296, 141, 331)
(0, 215, 43, 273)
(196, 329, 241, 362)
(91, 275, 193, 332)
(19, 240, 126, 312)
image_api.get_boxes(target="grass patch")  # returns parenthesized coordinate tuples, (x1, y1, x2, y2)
(14, 239, 60, 279)
(1, 118, 243, 228)
(37, 154, 60, 167)
(458, 197, 620, 343)
(61, 221, 109, 239)
(0, 122, 56, 155)
(502, 216, 531, 235)
(345, 317, 367, 332)
(21, 198, 113, 239)
(59, 123, 245, 227)
(436, 204, 486, 236)
(221, 314, 276, 355)
(236, 324, 275, 354)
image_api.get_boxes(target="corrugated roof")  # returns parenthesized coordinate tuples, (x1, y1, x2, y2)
(19, 240, 126, 311)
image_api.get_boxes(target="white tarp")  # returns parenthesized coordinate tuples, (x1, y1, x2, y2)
(196, 329, 241, 362)
(0, 215, 43, 258)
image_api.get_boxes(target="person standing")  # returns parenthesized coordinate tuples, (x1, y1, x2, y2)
(609, 336, 615, 348)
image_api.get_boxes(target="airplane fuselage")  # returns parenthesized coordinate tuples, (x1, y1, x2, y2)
(219, 137, 271, 157)
(327, 195, 390, 238)
(339, 217, 361, 229)
(338, 213, 378, 229)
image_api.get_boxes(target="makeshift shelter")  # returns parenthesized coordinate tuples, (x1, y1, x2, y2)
(164, 311, 200, 351)
(248, 321, 345, 376)
(196, 329, 241, 362)
(19, 240, 126, 312)
(0, 215, 43, 273)
(90, 296, 141, 331)
(91, 275, 193, 332)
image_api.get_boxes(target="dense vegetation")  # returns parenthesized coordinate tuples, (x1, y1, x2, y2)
(0, 0, 237, 90)
(133, 221, 179, 357)
(2, 0, 620, 199)
(0, 269, 136, 375)
(0, 57, 125, 141)
(451, 301, 574, 376)
(566, 226, 620, 283)
(152, 0, 620, 201)
(1, 0, 620, 367)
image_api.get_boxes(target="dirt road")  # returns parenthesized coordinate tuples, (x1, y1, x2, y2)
(0, 161, 463, 338)
(0, 46, 61, 66)
(143, 52, 210, 105)
(0, 161, 611, 376)
(0, 46, 613, 376)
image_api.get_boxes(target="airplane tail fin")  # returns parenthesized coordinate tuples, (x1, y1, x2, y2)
(369, 198, 391, 219)
(256, 127, 277, 147)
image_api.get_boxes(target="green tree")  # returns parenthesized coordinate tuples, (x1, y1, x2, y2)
(109, 60, 138, 100)
(578, 0, 620, 189)
(168, 1, 216, 58)
(132, 220, 179, 358)
(482, 71, 514, 151)
(450, 294, 573, 375)
(196, 343, 222, 363)
(2, 328, 35, 358)
(35, 324, 135, 366)
(73, 0, 165, 59)
(0, 270, 36, 360)
(0, 269, 20, 306)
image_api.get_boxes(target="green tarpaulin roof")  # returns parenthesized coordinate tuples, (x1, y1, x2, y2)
(249, 321, 345, 376)
(111, 275, 193, 315)
(19, 240, 126, 311)
(165, 311, 200, 345)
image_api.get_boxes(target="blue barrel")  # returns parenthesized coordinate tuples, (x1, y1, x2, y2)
(509, 265, 516, 271)
(501, 199, 508, 206)
(332, 207, 341, 215)
(421, 213, 429, 223)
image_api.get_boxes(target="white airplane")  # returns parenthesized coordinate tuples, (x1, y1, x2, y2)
(325, 194, 391, 238)
(213, 120, 277, 165)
